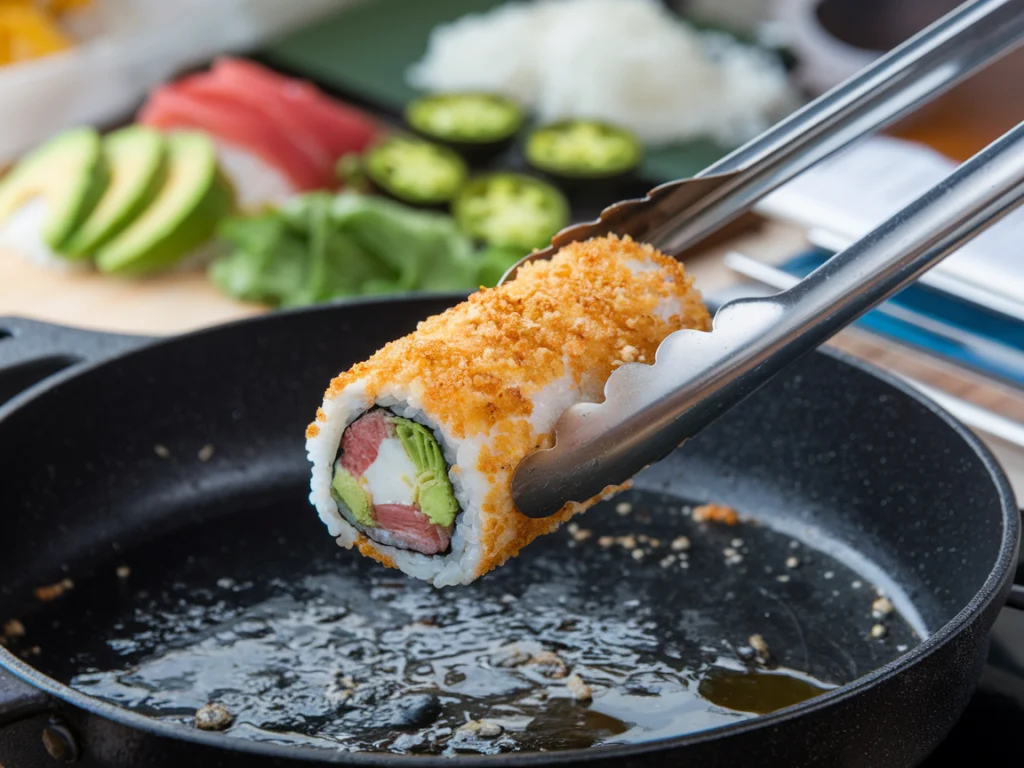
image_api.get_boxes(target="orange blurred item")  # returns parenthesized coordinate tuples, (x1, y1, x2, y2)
(43, 0, 93, 12)
(0, 0, 87, 67)
(0, 0, 91, 13)
(888, 45, 1024, 162)
(812, 0, 1024, 162)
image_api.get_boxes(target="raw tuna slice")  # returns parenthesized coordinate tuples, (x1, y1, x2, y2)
(212, 58, 379, 159)
(374, 504, 452, 555)
(138, 85, 329, 191)
(175, 74, 333, 173)
(339, 409, 390, 476)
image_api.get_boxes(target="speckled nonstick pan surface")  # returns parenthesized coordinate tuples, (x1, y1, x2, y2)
(0, 294, 1018, 767)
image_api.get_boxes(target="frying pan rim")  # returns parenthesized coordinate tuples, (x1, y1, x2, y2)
(0, 295, 1018, 764)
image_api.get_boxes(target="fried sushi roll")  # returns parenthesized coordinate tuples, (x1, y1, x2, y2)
(305, 234, 711, 586)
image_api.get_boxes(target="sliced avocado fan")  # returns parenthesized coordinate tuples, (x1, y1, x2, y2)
(0, 127, 106, 253)
(62, 126, 167, 257)
(391, 416, 460, 528)
(96, 131, 235, 275)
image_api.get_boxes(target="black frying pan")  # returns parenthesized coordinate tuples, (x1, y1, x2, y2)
(0, 295, 1019, 767)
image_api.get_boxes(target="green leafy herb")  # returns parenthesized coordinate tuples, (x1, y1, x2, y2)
(474, 244, 529, 287)
(209, 191, 509, 307)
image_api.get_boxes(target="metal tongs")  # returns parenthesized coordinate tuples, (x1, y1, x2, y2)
(509, 0, 1024, 518)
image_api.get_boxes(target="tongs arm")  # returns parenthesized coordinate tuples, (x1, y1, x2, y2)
(501, 0, 1024, 281)
(512, 119, 1024, 518)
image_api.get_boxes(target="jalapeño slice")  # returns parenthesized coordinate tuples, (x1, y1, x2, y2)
(453, 172, 569, 252)
(525, 119, 642, 179)
(405, 92, 524, 162)
(363, 136, 468, 206)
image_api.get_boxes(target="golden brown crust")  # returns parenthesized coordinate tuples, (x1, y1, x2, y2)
(355, 535, 397, 570)
(692, 503, 739, 525)
(312, 235, 710, 578)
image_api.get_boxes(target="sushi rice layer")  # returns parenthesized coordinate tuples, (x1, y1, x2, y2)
(306, 234, 710, 586)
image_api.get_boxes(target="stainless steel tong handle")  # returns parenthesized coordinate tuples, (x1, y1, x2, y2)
(500, 0, 1024, 282)
(512, 120, 1024, 518)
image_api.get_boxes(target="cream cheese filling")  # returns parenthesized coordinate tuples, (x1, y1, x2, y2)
(359, 435, 418, 507)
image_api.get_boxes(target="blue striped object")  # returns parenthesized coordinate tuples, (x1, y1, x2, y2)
(779, 249, 1024, 390)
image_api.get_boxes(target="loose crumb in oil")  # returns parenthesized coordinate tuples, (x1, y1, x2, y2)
(3, 619, 25, 638)
(34, 579, 74, 602)
(749, 634, 774, 666)
(459, 720, 503, 738)
(529, 650, 568, 679)
(670, 536, 691, 552)
(197, 444, 215, 462)
(153, 444, 170, 459)
(692, 503, 739, 525)
(325, 673, 357, 705)
(566, 674, 592, 701)
(631, 549, 645, 561)
(870, 624, 888, 639)
(871, 596, 894, 618)
(115, 565, 130, 580)
(615, 502, 633, 516)
(785, 556, 800, 569)
(566, 523, 592, 542)
(195, 703, 234, 731)
(492, 645, 532, 668)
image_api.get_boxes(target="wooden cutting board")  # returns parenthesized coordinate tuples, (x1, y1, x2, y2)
(0, 218, 787, 336)
(0, 249, 264, 335)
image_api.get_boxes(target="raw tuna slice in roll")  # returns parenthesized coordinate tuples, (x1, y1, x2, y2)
(306, 234, 711, 586)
